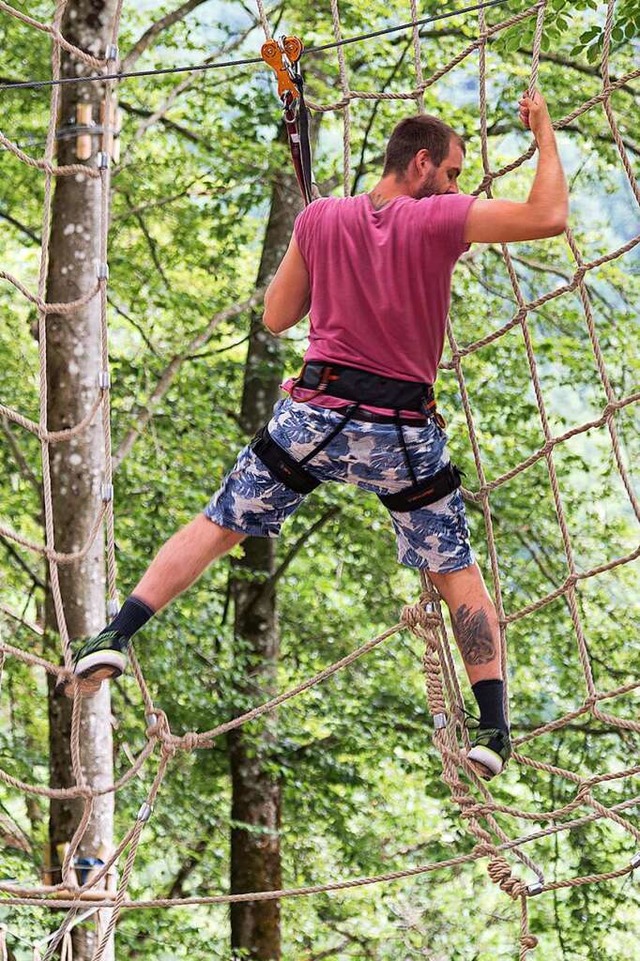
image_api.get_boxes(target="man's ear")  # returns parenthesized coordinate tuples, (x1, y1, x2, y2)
(414, 148, 432, 173)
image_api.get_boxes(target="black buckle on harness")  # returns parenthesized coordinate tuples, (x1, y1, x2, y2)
(378, 463, 462, 512)
(251, 425, 320, 494)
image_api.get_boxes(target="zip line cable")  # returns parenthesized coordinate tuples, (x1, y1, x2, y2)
(0, 0, 517, 92)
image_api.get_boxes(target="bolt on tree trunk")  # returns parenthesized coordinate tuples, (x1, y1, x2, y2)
(228, 151, 304, 960)
(45, 2, 119, 958)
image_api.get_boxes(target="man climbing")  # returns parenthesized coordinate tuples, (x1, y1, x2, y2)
(63, 90, 568, 780)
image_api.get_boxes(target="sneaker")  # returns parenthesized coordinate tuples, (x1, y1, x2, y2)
(58, 631, 129, 697)
(467, 726, 511, 781)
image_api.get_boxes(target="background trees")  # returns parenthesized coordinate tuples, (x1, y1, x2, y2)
(1, 0, 638, 958)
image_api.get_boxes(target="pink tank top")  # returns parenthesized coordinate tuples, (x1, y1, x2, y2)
(293, 192, 475, 383)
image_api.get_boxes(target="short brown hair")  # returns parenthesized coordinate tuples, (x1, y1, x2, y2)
(383, 115, 465, 176)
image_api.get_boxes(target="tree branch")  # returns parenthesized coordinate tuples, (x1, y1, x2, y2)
(112, 169, 214, 221)
(487, 119, 640, 158)
(255, 506, 341, 609)
(1, 416, 41, 494)
(122, 190, 171, 289)
(0, 603, 43, 636)
(107, 294, 161, 356)
(120, 14, 263, 161)
(0, 804, 32, 853)
(0, 536, 46, 592)
(0, 209, 40, 245)
(122, 0, 212, 72)
(118, 100, 214, 149)
(414, 28, 638, 98)
(304, 939, 353, 961)
(480, 246, 622, 317)
(113, 287, 267, 470)
(523, 48, 638, 97)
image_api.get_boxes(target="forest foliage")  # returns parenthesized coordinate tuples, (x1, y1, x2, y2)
(0, 0, 639, 958)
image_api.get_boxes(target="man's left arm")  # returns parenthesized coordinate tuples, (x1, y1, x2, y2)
(263, 236, 311, 334)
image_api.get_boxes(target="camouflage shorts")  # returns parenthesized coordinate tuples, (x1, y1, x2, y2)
(204, 397, 474, 572)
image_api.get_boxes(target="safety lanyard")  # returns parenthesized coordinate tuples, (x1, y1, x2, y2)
(261, 36, 314, 206)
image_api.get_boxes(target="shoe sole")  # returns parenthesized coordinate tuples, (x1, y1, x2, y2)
(467, 745, 505, 780)
(468, 758, 496, 781)
(62, 650, 127, 698)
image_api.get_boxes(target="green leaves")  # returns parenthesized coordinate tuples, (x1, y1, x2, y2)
(1, 0, 639, 957)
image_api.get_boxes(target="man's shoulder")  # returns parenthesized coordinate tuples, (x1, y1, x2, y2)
(415, 193, 475, 212)
(413, 193, 476, 230)
(296, 194, 361, 229)
(308, 195, 359, 212)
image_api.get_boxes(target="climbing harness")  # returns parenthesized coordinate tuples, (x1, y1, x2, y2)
(377, 462, 462, 511)
(251, 362, 463, 510)
(261, 36, 315, 205)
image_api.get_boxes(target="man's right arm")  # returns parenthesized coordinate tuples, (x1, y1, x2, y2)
(463, 91, 569, 244)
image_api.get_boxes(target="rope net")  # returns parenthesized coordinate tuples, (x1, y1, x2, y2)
(0, 0, 638, 958)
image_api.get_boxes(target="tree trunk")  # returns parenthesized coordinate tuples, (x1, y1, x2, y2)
(228, 154, 303, 960)
(45, 3, 119, 958)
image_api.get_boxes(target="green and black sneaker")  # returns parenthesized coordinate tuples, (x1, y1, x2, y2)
(466, 724, 512, 781)
(58, 631, 129, 697)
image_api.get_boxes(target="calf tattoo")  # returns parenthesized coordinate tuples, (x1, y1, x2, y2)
(452, 604, 496, 665)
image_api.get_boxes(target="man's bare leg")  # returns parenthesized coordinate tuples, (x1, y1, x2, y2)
(428, 562, 501, 686)
(428, 562, 510, 779)
(133, 515, 245, 612)
(65, 516, 244, 693)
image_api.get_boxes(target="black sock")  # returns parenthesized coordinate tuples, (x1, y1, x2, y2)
(101, 596, 156, 644)
(471, 679, 508, 733)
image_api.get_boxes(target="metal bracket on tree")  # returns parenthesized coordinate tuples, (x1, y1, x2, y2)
(261, 36, 315, 206)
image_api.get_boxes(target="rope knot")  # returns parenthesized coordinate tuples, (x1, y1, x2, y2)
(161, 741, 178, 760)
(146, 709, 171, 742)
(401, 602, 440, 632)
(521, 934, 539, 951)
(487, 857, 526, 899)
(472, 842, 495, 860)
(180, 732, 200, 753)
(400, 604, 421, 629)
(477, 172, 494, 194)
(574, 265, 587, 282)
(576, 780, 593, 800)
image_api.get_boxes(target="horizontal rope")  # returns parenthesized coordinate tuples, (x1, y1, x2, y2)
(0, 0, 517, 93)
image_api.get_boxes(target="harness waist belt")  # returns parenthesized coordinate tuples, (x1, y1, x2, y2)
(347, 408, 428, 426)
(298, 362, 433, 411)
(377, 463, 462, 512)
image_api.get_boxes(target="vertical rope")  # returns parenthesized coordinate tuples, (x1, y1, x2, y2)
(601, 0, 639, 202)
(409, 0, 425, 113)
(519, 894, 538, 959)
(330, 0, 352, 195)
(39, 0, 71, 665)
(254, 0, 272, 40)
(528, 1, 547, 95)
(563, 229, 640, 522)
(100, 38, 119, 618)
(468, 0, 512, 725)
(89, 751, 171, 961)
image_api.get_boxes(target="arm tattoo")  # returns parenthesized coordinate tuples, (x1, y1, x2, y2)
(452, 604, 496, 665)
